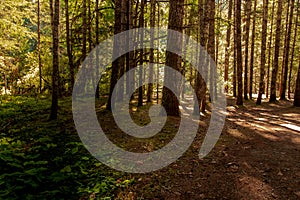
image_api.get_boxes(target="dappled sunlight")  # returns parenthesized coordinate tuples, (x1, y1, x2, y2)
(259, 112, 280, 118)
(256, 117, 268, 122)
(282, 113, 300, 117)
(228, 128, 248, 139)
(280, 124, 300, 133)
(291, 137, 300, 145)
(257, 131, 279, 141)
(237, 175, 275, 199)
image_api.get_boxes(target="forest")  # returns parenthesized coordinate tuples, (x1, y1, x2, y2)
(0, 0, 300, 199)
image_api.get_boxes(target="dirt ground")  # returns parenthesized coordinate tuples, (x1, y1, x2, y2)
(100, 96, 300, 199)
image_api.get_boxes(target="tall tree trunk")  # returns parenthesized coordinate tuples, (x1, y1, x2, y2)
(38, 0, 42, 93)
(156, 1, 160, 104)
(233, 0, 237, 97)
(288, 0, 299, 99)
(236, 0, 243, 105)
(138, 0, 145, 107)
(88, 0, 92, 52)
(118, 0, 127, 101)
(95, 0, 100, 99)
(181, 0, 189, 100)
(49, 0, 60, 120)
(243, 0, 251, 100)
(256, 0, 268, 105)
(201, 0, 209, 112)
(147, 0, 155, 102)
(82, 0, 87, 59)
(294, 58, 300, 107)
(224, 0, 233, 94)
(162, 0, 184, 116)
(279, 0, 295, 100)
(269, 0, 283, 102)
(107, 0, 125, 110)
(65, 0, 74, 92)
(215, 2, 220, 66)
(266, 0, 275, 98)
(126, 0, 134, 96)
(249, 0, 257, 99)
(208, 0, 215, 102)
(194, 0, 208, 114)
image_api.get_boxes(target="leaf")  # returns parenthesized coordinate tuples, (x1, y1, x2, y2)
(24, 160, 48, 166)
(60, 166, 72, 173)
(82, 156, 90, 161)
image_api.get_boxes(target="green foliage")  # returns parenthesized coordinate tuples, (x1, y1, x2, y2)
(0, 96, 133, 199)
(0, 0, 52, 95)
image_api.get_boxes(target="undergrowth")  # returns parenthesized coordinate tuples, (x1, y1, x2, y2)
(0, 95, 133, 199)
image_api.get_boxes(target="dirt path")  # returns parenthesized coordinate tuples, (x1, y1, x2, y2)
(116, 97, 300, 199)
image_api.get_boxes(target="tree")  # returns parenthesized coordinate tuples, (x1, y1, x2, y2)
(294, 58, 300, 107)
(65, 0, 74, 92)
(107, 0, 126, 111)
(243, 0, 251, 100)
(269, 0, 283, 102)
(233, 0, 237, 97)
(288, 0, 299, 99)
(49, 0, 60, 120)
(249, 0, 257, 99)
(125, 0, 134, 97)
(235, 0, 243, 105)
(224, 0, 233, 94)
(138, 0, 146, 107)
(208, 0, 216, 102)
(95, 0, 100, 99)
(88, 0, 92, 52)
(162, 0, 184, 116)
(82, 0, 87, 59)
(266, 0, 275, 98)
(279, 0, 295, 100)
(194, 0, 209, 114)
(256, 0, 268, 105)
(38, 0, 42, 93)
(147, 0, 156, 103)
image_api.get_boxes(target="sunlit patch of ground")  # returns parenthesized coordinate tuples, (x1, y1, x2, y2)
(122, 95, 300, 199)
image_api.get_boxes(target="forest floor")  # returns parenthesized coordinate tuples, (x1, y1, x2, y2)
(1, 95, 300, 199)
(112, 96, 300, 200)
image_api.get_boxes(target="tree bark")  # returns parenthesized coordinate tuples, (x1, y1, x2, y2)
(243, 0, 251, 100)
(288, 0, 299, 99)
(233, 0, 237, 97)
(107, 0, 126, 110)
(280, 0, 295, 100)
(88, 0, 92, 52)
(224, 0, 233, 94)
(294, 58, 300, 107)
(208, 0, 215, 102)
(38, 0, 42, 93)
(266, 0, 275, 98)
(126, 0, 134, 97)
(162, 0, 184, 116)
(256, 0, 268, 105)
(138, 0, 146, 107)
(236, 0, 243, 105)
(65, 0, 74, 92)
(82, 0, 87, 59)
(95, 0, 100, 99)
(49, 0, 60, 120)
(147, 0, 155, 102)
(269, 0, 283, 102)
(193, 0, 208, 114)
(249, 0, 257, 99)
